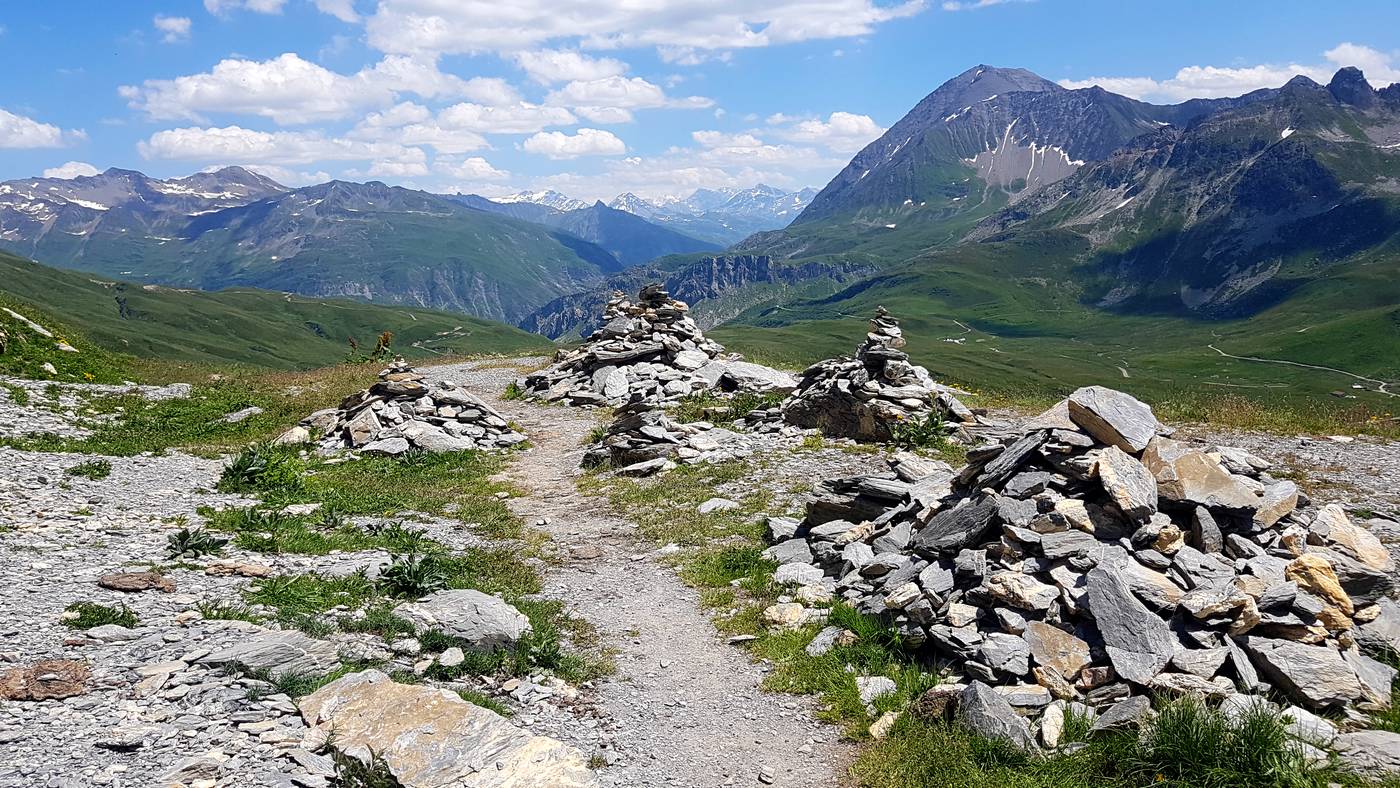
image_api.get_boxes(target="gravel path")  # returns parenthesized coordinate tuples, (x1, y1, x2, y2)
(427, 359, 854, 788)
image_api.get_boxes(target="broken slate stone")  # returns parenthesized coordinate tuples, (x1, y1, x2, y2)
(957, 681, 1036, 752)
(1084, 567, 1174, 684)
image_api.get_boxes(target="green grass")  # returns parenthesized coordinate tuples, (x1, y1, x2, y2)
(457, 688, 512, 716)
(65, 458, 112, 480)
(672, 390, 787, 425)
(2, 383, 30, 405)
(577, 461, 772, 546)
(63, 601, 138, 630)
(196, 601, 265, 624)
(0, 250, 551, 370)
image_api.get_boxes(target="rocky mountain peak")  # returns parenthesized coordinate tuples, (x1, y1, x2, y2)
(1328, 66, 1377, 107)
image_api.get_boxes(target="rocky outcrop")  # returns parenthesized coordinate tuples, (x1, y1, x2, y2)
(781, 307, 976, 442)
(521, 284, 794, 408)
(770, 385, 1399, 723)
(299, 669, 597, 787)
(290, 357, 526, 454)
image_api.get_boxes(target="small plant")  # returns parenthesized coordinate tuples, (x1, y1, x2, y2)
(378, 523, 434, 554)
(331, 748, 402, 788)
(63, 601, 138, 629)
(66, 458, 112, 480)
(378, 552, 449, 598)
(218, 444, 303, 494)
(500, 381, 525, 401)
(889, 410, 949, 451)
(316, 507, 349, 531)
(166, 527, 229, 559)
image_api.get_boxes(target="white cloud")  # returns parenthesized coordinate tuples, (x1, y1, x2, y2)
(522, 128, 626, 159)
(771, 111, 884, 152)
(313, 0, 360, 23)
(440, 156, 510, 181)
(514, 50, 628, 85)
(204, 0, 287, 15)
(237, 165, 330, 186)
(42, 161, 101, 179)
(153, 15, 192, 43)
(1057, 42, 1400, 102)
(545, 75, 712, 124)
(138, 124, 419, 166)
(120, 53, 513, 125)
(347, 100, 575, 153)
(364, 0, 927, 57)
(0, 108, 85, 149)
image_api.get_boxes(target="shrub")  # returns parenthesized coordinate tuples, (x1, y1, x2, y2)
(218, 444, 304, 494)
(889, 410, 949, 450)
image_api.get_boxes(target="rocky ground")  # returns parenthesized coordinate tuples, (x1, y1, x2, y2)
(2, 356, 1398, 788)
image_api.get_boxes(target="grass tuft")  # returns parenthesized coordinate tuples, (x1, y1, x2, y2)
(63, 601, 138, 630)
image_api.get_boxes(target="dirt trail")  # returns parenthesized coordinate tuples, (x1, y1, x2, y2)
(428, 359, 851, 788)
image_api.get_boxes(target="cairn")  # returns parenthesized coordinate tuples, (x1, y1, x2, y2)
(582, 402, 753, 476)
(291, 357, 526, 455)
(521, 284, 795, 408)
(781, 307, 975, 442)
(765, 384, 1398, 737)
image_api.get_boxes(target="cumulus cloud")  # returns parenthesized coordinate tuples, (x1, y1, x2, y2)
(347, 100, 575, 153)
(439, 156, 510, 180)
(138, 124, 417, 166)
(364, 0, 927, 57)
(1058, 42, 1400, 102)
(522, 128, 626, 159)
(0, 108, 85, 149)
(514, 50, 628, 85)
(770, 111, 884, 152)
(153, 15, 192, 43)
(545, 75, 712, 124)
(43, 161, 101, 179)
(941, 0, 1030, 10)
(120, 53, 514, 125)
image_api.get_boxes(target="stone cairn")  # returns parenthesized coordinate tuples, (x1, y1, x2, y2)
(582, 402, 755, 477)
(292, 357, 526, 455)
(781, 306, 977, 442)
(765, 384, 1400, 742)
(521, 284, 794, 408)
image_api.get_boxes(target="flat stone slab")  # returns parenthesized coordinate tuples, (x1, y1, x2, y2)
(300, 669, 597, 787)
(200, 627, 341, 680)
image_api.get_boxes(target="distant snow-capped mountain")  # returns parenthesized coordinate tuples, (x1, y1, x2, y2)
(497, 189, 590, 212)
(606, 184, 818, 245)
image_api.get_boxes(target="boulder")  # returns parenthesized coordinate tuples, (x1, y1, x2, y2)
(393, 590, 531, 650)
(200, 627, 341, 681)
(1067, 386, 1159, 453)
(957, 681, 1036, 752)
(300, 670, 597, 787)
(1084, 567, 1174, 684)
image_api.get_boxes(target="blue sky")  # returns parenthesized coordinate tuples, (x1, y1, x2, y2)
(1, 0, 1397, 201)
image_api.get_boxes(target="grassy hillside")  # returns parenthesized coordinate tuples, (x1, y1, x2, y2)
(713, 231, 1400, 434)
(0, 251, 550, 370)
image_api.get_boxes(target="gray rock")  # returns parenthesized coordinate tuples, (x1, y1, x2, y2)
(1067, 386, 1159, 453)
(1336, 730, 1400, 776)
(857, 676, 897, 707)
(1084, 567, 1174, 684)
(1095, 446, 1157, 522)
(979, 633, 1032, 676)
(911, 497, 1000, 557)
(361, 436, 411, 455)
(1090, 696, 1152, 735)
(957, 681, 1036, 752)
(393, 590, 531, 650)
(200, 627, 341, 681)
(1242, 636, 1362, 709)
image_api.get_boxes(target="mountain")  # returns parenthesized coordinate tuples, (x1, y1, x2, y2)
(0, 249, 549, 369)
(710, 66, 1400, 408)
(0, 170, 624, 325)
(498, 189, 590, 212)
(445, 194, 719, 267)
(607, 185, 818, 245)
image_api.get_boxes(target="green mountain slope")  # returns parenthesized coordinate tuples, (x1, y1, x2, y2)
(0, 251, 550, 369)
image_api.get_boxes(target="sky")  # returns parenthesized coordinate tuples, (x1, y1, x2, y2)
(0, 1, 1398, 202)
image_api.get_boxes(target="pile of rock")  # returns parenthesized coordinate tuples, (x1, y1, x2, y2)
(766, 384, 1400, 728)
(520, 284, 795, 408)
(290, 358, 526, 455)
(582, 402, 753, 476)
(781, 307, 977, 442)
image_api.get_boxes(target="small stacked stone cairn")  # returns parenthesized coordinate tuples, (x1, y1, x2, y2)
(293, 357, 526, 455)
(521, 284, 795, 407)
(781, 306, 976, 442)
(582, 401, 752, 476)
(766, 384, 1400, 734)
